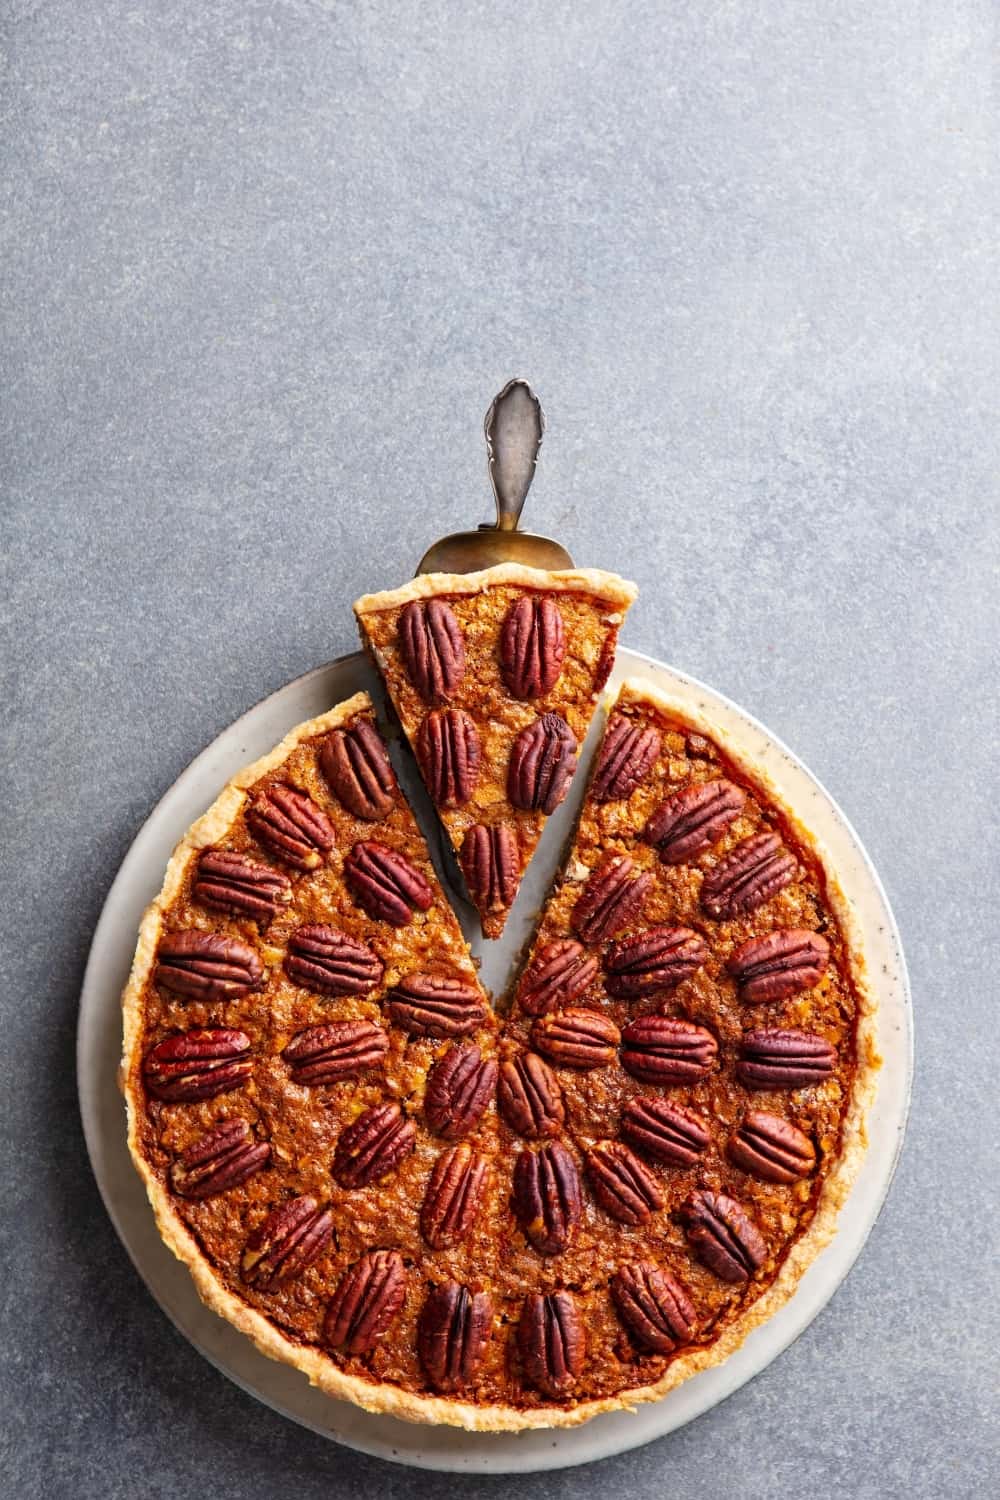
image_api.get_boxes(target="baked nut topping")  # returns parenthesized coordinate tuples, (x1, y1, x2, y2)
(193, 850, 292, 921)
(507, 713, 578, 814)
(247, 784, 335, 869)
(460, 823, 519, 915)
(155, 931, 263, 1002)
(399, 598, 466, 702)
(325, 1250, 407, 1356)
(285, 925, 383, 997)
(416, 708, 482, 808)
(319, 720, 397, 821)
(122, 674, 874, 1430)
(610, 1262, 696, 1354)
(499, 595, 567, 699)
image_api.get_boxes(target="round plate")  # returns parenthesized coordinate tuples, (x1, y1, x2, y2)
(78, 649, 911, 1473)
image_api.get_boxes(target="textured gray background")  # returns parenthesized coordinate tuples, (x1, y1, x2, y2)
(2, 1, 998, 1496)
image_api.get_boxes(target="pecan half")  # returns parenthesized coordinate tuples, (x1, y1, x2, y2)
(319, 720, 397, 821)
(386, 972, 488, 1038)
(415, 708, 481, 808)
(531, 1008, 620, 1070)
(518, 1292, 585, 1397)
(570, 856, 653, 945)
(701, 832, 797, 920)
(620, 1015, 718, 1085)
(424, 1045, 498, 1139)
(143, 1028, 252, 1102)
(591, 713, 661, 802)
(460, 824, 519, 913)
(193, 850, 292, 922)
(512, 1141, 582, 1255)
(727, 929, 830, 1003)
(418, 1282, 493, 1393)
(610, 1261, 696, 1354)
(604, 925, 708, 999)
(620, 1097, 710, 1167)
(170, 1119, 271, 1198)
(737, 1028, 837, 1089)
(681, 1190, 766, 1284)
(497, 1051, 566, 1138)
(246, 784, 335, 870)
(283, 1020, 388, 1086)
(644, 778, 746, 865)
(585, 1141, 663, 1226)
(285, 925, 384, 997)
(516, 939, 598, 1017)
(507, 713, 578, 814)
(155, 931, 263, 1002)
(729, 1110, 816, 1183)
(241, 1195, 333, 1290)
(344, 840, 434, 925)
(399, 598, 465, 702)
(332, 1102, 416, 1188)
(500, 595, 566, 699)
(420, 1143, 491, 1250)
(324, 1249, 406, 1356)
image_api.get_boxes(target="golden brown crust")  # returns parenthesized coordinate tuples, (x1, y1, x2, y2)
(121, 681, 879, 1432)
(353, 564, 638, 621)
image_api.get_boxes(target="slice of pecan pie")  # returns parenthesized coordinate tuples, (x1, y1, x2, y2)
(121, 679, 877, 1430)
(354, 564, 637, 937)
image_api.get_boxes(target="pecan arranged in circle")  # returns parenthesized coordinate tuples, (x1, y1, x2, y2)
(620, 1015, 718, 1085)
(729, 1110, 816, 1183)
(386, 971, 488, 1038)
(155, 930, 264, 1002)
(507, 712, 578, 814)
(610, 1261, 696, 1354)
(143, 1028, 252, 1102)
(604, 925, 708, 999)
(497, 1051, 566, 1138)
(460, 823, 519, 913)
(737, 1028, 837, 1089)
(193, 850, 292, 922)
(170, 1119, 271, 1199)
(585, 1141, 663, 1226)
(319, 720, 397, 821)
(516, 939, 598, 1016)
(531, 1007, 620, 1070)
(570, 856, 653, 945)
(512, 1141, 582, 1255)
(620, 1097, 710, 1168)
(285, 925, 384, 997)
(701, 832, 797, 920)
(644, 778, 746, 865)
(424, 1045, 498, 1139)
(418, 1282, 493, 1394)
(332, 1102, 416, 1188)
(499, 595, 566, 699)
(591, 713, 661, 802)
(399, 598, 466, 702)
(246, 784, 335, 870)
(344, 840, 433, 925)
(241, 1195, 333, 1290)
(420, 1143, 491, 1250)
(324, 1249, 406, 1356)
(681, 1190, 766, 1284)
(283, 1020, 388, 1087)
(727, 929, 830, 1003)
(518, 1291, 585, 1397)
(416, 708, 481, 808)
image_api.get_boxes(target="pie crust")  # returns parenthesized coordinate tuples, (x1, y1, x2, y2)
(121, 678, 878, 1431)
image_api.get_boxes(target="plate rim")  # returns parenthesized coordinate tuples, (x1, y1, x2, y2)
(77, 647, 912, 1473)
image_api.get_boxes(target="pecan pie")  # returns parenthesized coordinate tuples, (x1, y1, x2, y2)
(121, 667, 877, 1430)
(354, 565, 637, 937)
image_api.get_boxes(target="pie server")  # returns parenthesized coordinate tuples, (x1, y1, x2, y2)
(415, 378, 574, 575)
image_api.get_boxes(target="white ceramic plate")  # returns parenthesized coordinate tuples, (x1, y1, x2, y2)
(77, 648, 912, 1473)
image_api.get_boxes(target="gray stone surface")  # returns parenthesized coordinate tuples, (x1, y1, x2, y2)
(2, 1, 998, 1495)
